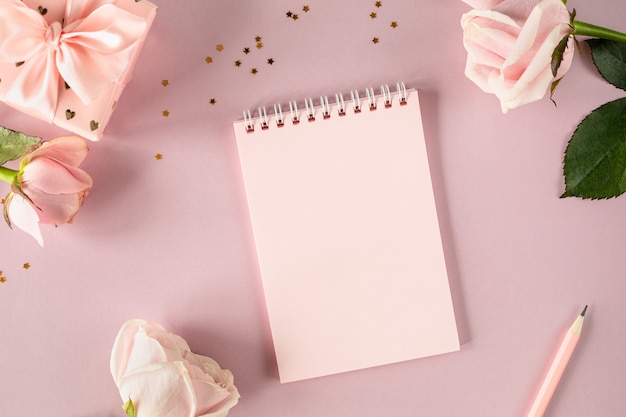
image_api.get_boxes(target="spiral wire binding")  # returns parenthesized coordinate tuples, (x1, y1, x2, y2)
(365, 87, 376, 111)
(258, 106, 269, 130)
(350, 90, 361, 113)
(289, 101, 300, 125)
(397, 81, 408, 106)
(243, 109, 253, 133)
(320, 96, 331, 119)
(243, 83, 409, 133)
(274, 103, 284, 127)
(335, 92, 346, 116)
(305, 98, 315, 122)
(381, 84, 392, 108)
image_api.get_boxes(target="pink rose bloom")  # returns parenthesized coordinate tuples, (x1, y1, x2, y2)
(110, 319, 240, 417)
(461, 0, 574, 112)
(462, 0, 504, 9)
(3, 136, 92, 246)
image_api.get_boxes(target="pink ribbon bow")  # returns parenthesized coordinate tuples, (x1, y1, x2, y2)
(0, 0, 146, 122)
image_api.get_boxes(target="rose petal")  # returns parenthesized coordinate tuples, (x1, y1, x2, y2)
(148, 329, 192, 362)
(111, 319, 150, 385)
(24, 136, 89, 167)
(22, 158, 92, 195)
(111, 321, 240, 417)
(123, 327, 171, 378)
(462, 0, 505, 9)
(184, 353, 240, 417)
(461, 0, 572, 112)
(19, 188, 86, 225)
(118, 361, 196, 417)
(193, 375, 240, 417)
(493, 0, 542, 24)
(6, 193, 44, 246)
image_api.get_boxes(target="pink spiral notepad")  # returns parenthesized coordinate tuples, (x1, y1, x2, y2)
(233, 84, 459, 383)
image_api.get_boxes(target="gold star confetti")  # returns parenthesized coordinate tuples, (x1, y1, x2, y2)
(372, 37, 379, 44)
(267, 58, 274, 65)
(161, 79, 169, 87)
(205, 56, 213, 64)
(255, 36, 262, 42)
(292, 14, 299, 20)
(162, 110, 170, 117)
(216, 44, 224, 51)
(251, 68, 258, 75)
(23, 263, 30, 269)
(235, 60, 242, 67)
(210, 98, 217, 105)
(256, 42, 263, 49)
(391, 21, 398, 28)
(303, 5, 310, 12)
(375, 1, 382, 7)
(0, 276, 6, 283)
(370, 12, 377, 19)
(0, 198, 5, 205)
(286, 11, 293, 18)
(243, 47, 250, 54)
(155, 153, 163, 160)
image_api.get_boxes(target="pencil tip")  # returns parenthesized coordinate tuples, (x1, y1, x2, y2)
(581, 305, 588, 317)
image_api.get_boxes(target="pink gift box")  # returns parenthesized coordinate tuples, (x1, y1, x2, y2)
(0, 0, 157, 140)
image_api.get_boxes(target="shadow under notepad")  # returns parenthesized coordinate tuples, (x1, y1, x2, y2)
(418, 88, 471, 347)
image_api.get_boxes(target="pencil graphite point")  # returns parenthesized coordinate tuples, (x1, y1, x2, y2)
(581, 305, 588, 317)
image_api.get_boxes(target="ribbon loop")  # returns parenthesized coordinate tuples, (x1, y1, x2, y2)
(0, 0, 147, 122)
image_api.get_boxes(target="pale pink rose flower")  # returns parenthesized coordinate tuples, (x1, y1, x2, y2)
(110, 319, 240, 417)
(3, 136, 92, 246)
(461, 0, 574, 112)
(462, 0, 505, 9)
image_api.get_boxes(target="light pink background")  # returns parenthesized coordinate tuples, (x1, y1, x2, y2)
(0, 1, 624, 416)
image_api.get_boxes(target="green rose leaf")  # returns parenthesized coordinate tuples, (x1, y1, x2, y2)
(0, 126, 40, 166)
(587, 38, 626, 90)
(562, 97, 626, 199)
(123, 398, 136, 417)
(551, 35, 570, 77)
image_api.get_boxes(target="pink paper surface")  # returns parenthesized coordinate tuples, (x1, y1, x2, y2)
(234, 89, 459, 382)
(0, 1, 625, 416)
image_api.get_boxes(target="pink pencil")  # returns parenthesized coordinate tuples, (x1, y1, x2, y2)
(525, 306, 587, 417)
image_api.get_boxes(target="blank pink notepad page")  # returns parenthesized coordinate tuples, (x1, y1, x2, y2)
(234, 87, 459, 383)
